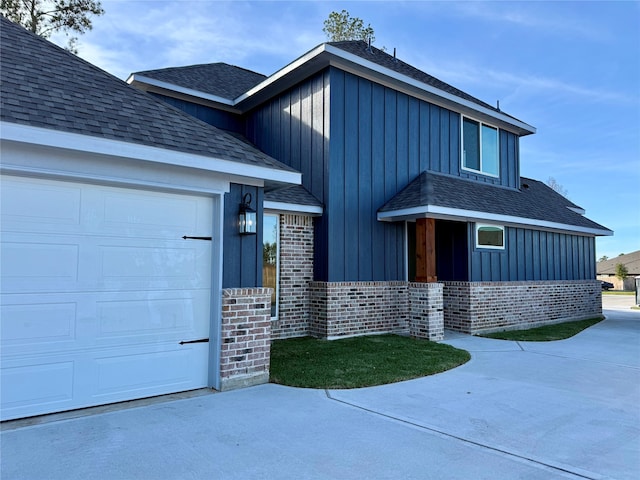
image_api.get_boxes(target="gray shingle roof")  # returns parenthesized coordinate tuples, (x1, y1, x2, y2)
(133, 63, 266, 100)
(0, 17, 295, 174)
(379, 171, 611, 234)
(328, 41, 504, 116)
(597, 250, 640, 275)
(265, 185, 322, 207)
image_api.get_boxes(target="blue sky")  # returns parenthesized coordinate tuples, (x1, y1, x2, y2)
(55, 0, 639, 259)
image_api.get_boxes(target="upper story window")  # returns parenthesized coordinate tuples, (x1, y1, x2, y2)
(462, 117, 499, 177)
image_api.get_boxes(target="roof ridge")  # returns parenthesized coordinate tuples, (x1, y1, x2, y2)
(136, 62, 266, 78)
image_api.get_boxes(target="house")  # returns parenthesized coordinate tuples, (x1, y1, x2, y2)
(0, 16, 611, 421)
(128, 40, 611, 339)
(597, 250, 640, 290)
(0, 17, 300, 420)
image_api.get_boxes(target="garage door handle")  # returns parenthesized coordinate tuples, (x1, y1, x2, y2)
(179, 338, 209, 345)
(182, 236, 212, 241)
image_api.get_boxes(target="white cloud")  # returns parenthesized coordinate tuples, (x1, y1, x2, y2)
(451, 1, 608, 41)
(403, 52, 637, 108)
(72, 0, 327, 78)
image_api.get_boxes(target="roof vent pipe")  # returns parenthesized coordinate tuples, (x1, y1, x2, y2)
(367, 36, 372, 53)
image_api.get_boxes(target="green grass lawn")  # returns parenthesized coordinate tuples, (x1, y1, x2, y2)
(602, 291, 635, 295)
(480, 317, 604, 342)
(270, 334, 470, 389)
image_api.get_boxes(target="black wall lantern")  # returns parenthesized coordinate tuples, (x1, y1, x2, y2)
(239, 192, 257, 235)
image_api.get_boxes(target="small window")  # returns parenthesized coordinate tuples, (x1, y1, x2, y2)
(462, 118, 499, 177)
(262, 214, 279, 318)
(476, 224, 504, 249)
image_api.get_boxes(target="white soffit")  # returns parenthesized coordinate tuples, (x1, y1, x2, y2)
(0, 122, 301, 185)
(264, 201, 323, 215)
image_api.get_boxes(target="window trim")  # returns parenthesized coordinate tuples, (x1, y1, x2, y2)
(461, 116, 500, 178)
(475, 224, 505, 250)
(263, 212, 280, 320)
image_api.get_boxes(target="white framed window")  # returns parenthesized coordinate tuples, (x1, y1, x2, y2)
(462, 117, 499, 177)
(263, 213, 280, 318)
(475, 224, 505, 249)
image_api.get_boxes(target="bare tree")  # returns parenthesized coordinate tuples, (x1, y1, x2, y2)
(547, 177, 569, 198)
(1, 0, 104, 53)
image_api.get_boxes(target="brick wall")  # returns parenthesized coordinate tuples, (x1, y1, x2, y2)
(309, 281, 409, 339)
(409, 282, 444, 341)
(443, 280, 602, 334)
(272, 214, 314, 339)
(220, 288, 272, 390)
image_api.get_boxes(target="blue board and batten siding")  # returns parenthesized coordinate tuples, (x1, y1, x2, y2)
(246, 67, 524, 282)
(149, 66, 595, 285)
(222, 184, 264, 288)
(246, 70, 334, 280)
(148, 93, 245, 133)
(469, 226, 596, 282)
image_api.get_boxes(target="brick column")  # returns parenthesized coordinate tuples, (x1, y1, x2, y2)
(220, 288, 271, 391)
(272, 214, 314, 339)
(409, 282, 444, 341)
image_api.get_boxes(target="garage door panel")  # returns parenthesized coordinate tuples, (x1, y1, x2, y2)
(1, 241, 80, 284)
(1, 360, 75, 410)
(100, 245, 203, 280)
(0, 177, 82, 227)
(101, 191, 203, 233)
(93, 344, 208, 397)
(96, 291, 209, 341)
(1, 302, 77, 346)
(1, 175, 216, 420)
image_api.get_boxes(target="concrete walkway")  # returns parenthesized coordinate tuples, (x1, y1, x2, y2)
(2, 299, 639, 480)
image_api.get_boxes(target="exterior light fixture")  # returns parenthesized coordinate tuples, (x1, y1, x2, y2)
(239, 192, 257, 235)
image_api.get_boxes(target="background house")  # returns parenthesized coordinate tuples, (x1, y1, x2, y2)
(597, 250, 640, 290)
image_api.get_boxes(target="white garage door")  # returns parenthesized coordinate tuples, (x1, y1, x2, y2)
(1, 175, 214, 421)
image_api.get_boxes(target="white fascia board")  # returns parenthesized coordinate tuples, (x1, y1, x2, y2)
(234, 43, 535, 135)
(377, 204, 613, 237)
(264, 201, 323, 215)
(130, 43, 535, 136)
(323, 45, 536, 135)
(1, 122, 301, 185)
(128, 74, 235, 107)
(567, 206, 586, 215)
(235, 45, 328, 104)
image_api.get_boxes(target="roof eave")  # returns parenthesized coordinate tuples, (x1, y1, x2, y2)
(130, 43, 536, 136)
(127, 74, 242, 113)
(0, 121, 301, 185)
(377, 204, 613, 237)
(264, 200, 323, 216)
(321, 45, 536, 136)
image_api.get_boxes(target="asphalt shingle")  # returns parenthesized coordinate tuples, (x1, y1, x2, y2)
(133, 63, 267, 100)
(0, 17, 295, 174)
(379, 171, 611, 233)
(328, 41, 509, 117)
(265, 185, 322, 207)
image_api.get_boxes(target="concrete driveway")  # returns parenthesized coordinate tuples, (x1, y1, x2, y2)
(2, 297, 639, 480)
